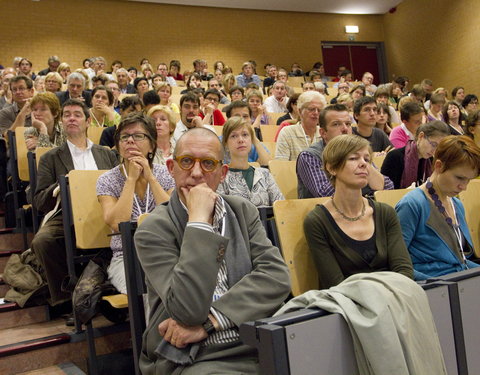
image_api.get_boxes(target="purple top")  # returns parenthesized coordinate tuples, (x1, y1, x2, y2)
(296, 151, 394, 198)
(96, 163, 175, 257)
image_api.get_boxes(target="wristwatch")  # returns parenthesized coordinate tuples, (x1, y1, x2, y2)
(202, 317, 215, 335)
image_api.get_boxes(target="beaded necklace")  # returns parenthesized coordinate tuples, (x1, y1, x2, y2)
(331, 196, 365, 222)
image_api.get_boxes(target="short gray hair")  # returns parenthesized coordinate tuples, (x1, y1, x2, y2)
(67, 72, 86, 86)
(297, 91, 327, 111)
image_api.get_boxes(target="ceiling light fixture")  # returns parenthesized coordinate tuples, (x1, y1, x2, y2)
(345, 25, 359, 34)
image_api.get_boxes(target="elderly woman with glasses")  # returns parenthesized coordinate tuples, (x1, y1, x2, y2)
(275, 91, 326, 160)
(381, 121, 450, 189)
(97, 113, 174, 293)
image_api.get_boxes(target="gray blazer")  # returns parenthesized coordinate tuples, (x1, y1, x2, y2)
(134, 194, 291, 375)
(34, 142, 118, 214)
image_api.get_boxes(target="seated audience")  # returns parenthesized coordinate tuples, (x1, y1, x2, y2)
(173, 92, 214, 142)
(381, 121, 450, 189)
(0, 76, 34, 134)
(276, 91, 325, 160)
(89, 86, 121, 127)
(31, 99, 118, 305)
(228, 85, 244, 102)
(200, 89, 226, 125)
(350, 85, 365, 102)
(304, 134, 413, 288)
(361, 72, 377, 96)
(56, 72, 92, 107)
(217, 117, 283, 206)
(246, 89, 270, 128)
(289, 63, 304, 77)
(274, 93, 301, 140)
(147, 105, 176, 165)
(374, 85, 400, 124)
(222, 73, 237, 95)
(38, 56, 61, 76)
(462, 94, 478, 118)
(168, 60, 183, 81)
(264, 81, 288, 113)
(57, 62, 71, 84)
(225, 101, 271, 166)
(34, 76, 46, 93)
(24, 92, 66, 151)
(155, 82, 179, 113)
(375, 103, 392, 135)
(133, 77, 150, 102)
(426, 93, 445, 121)
(100, 96, 143, 148)
(329, 82, 350, 104)
(465, 110, 480, 147)
(352, 96, 392, 152)
(263, 64, 278, 92)
(97, 113, 174, 293)
(0, 69, 15, 110)
(396, 135, 480, 280)
(142, 90, 161, 113)
(208, 78, 230, 105)
(236, 61, 261, 87)
(134, 127, 290, 374)
(452, 86, 465, 106)
(389, 102, 424, 148)
(442, 101, 464, 135)
(116, 68, 136, 94)
(332, 69, 353, 88)
(296, 104, 393, 198)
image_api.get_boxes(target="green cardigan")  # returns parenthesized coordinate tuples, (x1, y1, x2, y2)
(304, 199, 413, 288)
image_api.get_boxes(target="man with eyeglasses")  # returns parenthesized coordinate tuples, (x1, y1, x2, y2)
(134, 127, 290, 374)
(30, 99, 117, 310)
(173, 93, 215, 142)
(0, 75, 34, 135)
(353, 96, 393, 152)
(296, 104, 393, 198)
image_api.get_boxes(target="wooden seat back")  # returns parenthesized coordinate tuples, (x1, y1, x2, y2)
(374, 188, 411, 208)
(273, 197, 330, 296)
(67, 169, 111, 249)
(269, 159, 298, 199)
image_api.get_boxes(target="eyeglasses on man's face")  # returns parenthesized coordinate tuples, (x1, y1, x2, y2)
(174, 155, 222, 172)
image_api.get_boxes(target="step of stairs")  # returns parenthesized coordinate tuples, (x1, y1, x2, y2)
(0, 302, 49, 330)
(0, 316, 132, 375)
(16, 362, 86, 375)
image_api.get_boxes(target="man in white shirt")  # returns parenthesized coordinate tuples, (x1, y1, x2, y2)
(31, 99, 117, 306)
(173, 93, 215, 142)
(264, 81, 288, 113)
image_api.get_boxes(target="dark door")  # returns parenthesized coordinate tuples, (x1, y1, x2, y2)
(321, 43, 385, 85)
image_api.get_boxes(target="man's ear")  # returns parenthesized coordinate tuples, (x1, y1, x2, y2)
(166, 158, 175, 177)
(220, 164, 229, 183)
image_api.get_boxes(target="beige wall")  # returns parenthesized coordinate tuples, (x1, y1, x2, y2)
(383, 0, 480, 94)
(1, 0, 384, 75)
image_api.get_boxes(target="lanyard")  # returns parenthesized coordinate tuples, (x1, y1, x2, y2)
(449, 198, 468, 267)
(122, 164, 150, 215)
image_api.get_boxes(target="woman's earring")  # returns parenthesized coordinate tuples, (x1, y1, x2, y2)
(147, 152, 153, 160)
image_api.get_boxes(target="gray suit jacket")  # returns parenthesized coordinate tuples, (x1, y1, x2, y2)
(34, 142, 118, 214)
(134, 194, 291, 374)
